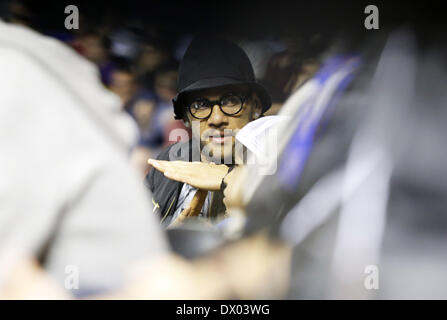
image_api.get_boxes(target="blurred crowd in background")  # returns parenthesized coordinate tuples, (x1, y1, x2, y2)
(0, 0, 337, 176)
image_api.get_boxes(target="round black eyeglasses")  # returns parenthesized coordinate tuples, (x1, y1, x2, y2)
(188, 93, 248, 119)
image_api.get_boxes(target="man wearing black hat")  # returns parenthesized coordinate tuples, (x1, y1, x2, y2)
(145, 36, 271, 227)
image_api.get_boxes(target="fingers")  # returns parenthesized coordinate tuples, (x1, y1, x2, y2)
(148, 159, 214, 172)
(148, 159, 194, 169)
(163, 171, 188, 184)
(147, 159, 230, 190)
(167, 189, 207, 229)
(148, 159, 201, 185)
(189, 189, 208, 216)
(177, 207, 192, 223)
(167, 207, 191, 229)
(148, 159, 184, 182)
(148, 159, 196, 175)
(147, 159, 166, 172)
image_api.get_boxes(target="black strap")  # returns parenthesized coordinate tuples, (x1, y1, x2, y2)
(220, 165, 236, 191)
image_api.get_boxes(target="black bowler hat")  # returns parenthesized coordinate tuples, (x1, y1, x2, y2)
(172, 36, 272, 119)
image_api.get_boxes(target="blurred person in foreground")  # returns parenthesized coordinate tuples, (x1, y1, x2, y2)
(0, 18, 167, 296)
(0, 20, 291, 299)
(145, 36, 271, 228)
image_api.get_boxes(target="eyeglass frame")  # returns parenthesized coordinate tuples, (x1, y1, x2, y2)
(186, 92, 252, 120)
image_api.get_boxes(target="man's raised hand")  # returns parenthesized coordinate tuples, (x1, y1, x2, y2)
(147, 159, 229, 191)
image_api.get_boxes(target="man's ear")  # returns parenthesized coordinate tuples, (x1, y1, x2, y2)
(252, 94, 262, 119)
(183, 119, 191, 128)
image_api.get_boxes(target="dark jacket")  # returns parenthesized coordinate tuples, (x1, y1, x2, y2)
(144, 140, 201, 225)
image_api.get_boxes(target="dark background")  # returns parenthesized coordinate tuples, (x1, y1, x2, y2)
(1, 0, 446, 39)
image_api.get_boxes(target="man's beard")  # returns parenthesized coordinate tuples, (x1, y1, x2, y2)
(200, 139, 235, 165)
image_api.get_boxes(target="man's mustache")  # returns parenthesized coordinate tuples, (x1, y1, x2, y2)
(201, 129, 238, 140)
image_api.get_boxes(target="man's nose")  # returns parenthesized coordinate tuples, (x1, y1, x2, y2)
(207, 104, 228, 127)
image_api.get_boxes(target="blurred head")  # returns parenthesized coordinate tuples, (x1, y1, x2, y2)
(154, 70, 178, 103)
(138, 44, 167, 73)
(75, 32, 110, 64)
(183, 84, 262, 163)
(109, 68, 136, 105)
(8, 0, 32, 26)
(133, 99, 156, 129)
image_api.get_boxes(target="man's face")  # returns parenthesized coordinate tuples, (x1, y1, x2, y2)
(184, 85, 261, 164)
